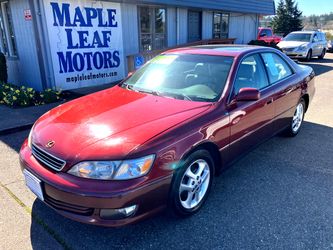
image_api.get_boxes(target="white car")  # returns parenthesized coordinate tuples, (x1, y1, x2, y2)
(278, 31, 327, 60)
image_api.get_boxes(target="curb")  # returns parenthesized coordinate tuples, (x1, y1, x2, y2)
(0, 123, 33, 136)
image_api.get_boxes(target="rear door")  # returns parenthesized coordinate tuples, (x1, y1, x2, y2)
(260, 52, 300, 131)
(226, 54, 275, 163)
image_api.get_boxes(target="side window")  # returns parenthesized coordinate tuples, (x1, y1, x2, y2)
(233, 54, 269, 94)
(313, 34, 318, 43)
(266, 29, 272, 37)
(260, 30, 267, 37)
(261, 53, 293, 84)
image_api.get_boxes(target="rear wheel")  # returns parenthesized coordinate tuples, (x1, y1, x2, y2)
(305, 49, 312, 61)
(284, 98, 305, 137)
(319, 48, 326, 59)
(169, 150, 214, 216)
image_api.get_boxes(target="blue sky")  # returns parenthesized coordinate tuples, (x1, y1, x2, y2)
(275, 0, 332, 16)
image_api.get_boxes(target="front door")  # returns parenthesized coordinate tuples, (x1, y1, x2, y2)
(226, 54, 275, 163)
(188, 11, 202, 43)
(312, 33, 321, 56)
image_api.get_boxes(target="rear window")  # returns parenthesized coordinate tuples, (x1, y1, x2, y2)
(261, 53, 293, 84)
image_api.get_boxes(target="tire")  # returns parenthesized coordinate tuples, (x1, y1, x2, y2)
(169, 149, 214, 217)
(305, 49, 312, 61)
(319, 49, 326, 59)
(284, 98, 306, 137)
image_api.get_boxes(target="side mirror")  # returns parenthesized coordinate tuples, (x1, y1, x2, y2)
(236, 87, 260, 102)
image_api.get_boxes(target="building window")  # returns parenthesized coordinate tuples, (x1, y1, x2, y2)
(213, 13, 229, 39)
(139, 6, 166, 51)
(0, 1, 17, 57)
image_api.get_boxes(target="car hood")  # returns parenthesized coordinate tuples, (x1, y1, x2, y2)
(32, 86, 211, 161)
(278, 41, 308, 48)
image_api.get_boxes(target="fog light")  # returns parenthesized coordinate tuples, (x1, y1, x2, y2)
(100, 205, 137, 220)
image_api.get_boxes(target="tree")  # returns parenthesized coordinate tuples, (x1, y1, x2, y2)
(271, 0, 303, 36)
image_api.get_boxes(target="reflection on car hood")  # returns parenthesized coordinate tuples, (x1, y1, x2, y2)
(32, 86, 211, 160)
(278, 41, 308, 48)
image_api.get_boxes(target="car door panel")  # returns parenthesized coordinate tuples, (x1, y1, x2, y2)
(226, 88, 275, 163)
(272, 76, 302, 130)
(224, 54, 275, 164)
(260, 52, 299, 131)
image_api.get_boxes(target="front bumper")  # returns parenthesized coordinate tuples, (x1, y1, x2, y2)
(19, 141, 172, 227)
(281, 48, 308, 58)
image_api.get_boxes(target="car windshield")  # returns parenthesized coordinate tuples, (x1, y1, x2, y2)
(284, 33, 312, 42)
(122, 54, 234, 102)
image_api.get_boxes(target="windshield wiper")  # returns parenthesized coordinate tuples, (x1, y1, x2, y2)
(131, 87, 161, 96)
(163, 92, 192, 101)
(123, 85, 192, 101)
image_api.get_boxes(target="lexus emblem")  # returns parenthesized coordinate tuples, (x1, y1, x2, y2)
(46, 140, 55, 148)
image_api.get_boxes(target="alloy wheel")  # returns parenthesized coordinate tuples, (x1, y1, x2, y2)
(292, 102, 304, 133)
(178, 159, 211, 209)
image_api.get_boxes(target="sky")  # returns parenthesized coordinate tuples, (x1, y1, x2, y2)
(275, 0, 332, 16)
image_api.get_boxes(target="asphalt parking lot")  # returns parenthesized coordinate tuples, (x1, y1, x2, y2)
(1, 54, 333, 250)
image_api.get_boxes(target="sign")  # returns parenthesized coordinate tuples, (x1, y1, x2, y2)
(134, 55, 145, 69)
(43, 1, 125, 90)
(24, 9, 32, 20)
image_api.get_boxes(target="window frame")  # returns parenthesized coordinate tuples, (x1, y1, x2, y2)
(138, 6, 167, 52)
(0, 1, 17, 58)
(260, 52, 295, 85)
(231, 53, 270, 97)
(212, 12, 230, 39)
(228, 51, 296, 104)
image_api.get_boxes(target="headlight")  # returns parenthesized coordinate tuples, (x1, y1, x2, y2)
(27, 125, 34, 148)
(68, 155, 155, 180)
(298, 44, 308, 51)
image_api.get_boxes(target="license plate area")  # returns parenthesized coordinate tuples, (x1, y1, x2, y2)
(23, 169, 44, 201)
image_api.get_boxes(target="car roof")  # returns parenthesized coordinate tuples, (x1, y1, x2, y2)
(290, 31, 318, 34)
(164, 45, 268, 57)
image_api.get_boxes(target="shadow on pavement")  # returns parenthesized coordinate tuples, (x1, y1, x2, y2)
(0, 130, 28, 153)
(29, 121, 333, 249)
(299, 57, 333, 76)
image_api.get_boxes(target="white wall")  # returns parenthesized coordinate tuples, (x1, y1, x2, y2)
(121, 3, 139, 56)
(229, 13, 258, 44)
(202, 11, 213, 39)
(177, 8, 188, 44)
(167, 7, 177, 47)
(8, 0, 43, 89)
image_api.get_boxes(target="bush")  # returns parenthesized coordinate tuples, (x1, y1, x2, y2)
(248, 40, 282, 51)
(0, 83, 62, 107)
(38, 89, 61, 104)
(0, 52, 7, 84)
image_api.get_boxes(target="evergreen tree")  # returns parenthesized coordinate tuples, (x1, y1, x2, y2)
(271, 0, 303, 36)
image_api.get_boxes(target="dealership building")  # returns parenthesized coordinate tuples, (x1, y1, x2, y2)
(0, 0, 275, 91)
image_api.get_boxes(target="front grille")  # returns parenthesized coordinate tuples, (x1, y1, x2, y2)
(44, 195, 94, 216)
(283, 47, 295, 52)
(32, 144, 66, 171)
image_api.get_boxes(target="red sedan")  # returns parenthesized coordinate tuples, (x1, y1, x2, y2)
(20, 45, 315, 227)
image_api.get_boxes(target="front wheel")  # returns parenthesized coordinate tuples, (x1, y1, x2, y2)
(169, 150, 214, 216)
(284, 98, 305, 137)
(319, 49, 326, 59)
(305, 49, 312, 61)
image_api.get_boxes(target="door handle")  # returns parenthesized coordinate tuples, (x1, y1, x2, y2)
(231, 115, 244, 125)
(285, 87, 294, 95)
(266, 98, 273, 105)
